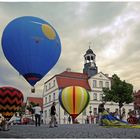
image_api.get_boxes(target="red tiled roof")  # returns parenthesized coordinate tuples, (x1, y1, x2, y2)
(27, 97, 43, 109)
(59, 71, 88, 79)
(56, 71, 91, 91)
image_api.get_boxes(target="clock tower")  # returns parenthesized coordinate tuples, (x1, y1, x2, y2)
(83, 47, 98, 77)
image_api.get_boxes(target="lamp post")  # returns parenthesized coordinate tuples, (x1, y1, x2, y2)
(89, 105, 92, 123)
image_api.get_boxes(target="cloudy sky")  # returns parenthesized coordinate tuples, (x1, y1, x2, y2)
(0, 2, 140, 101)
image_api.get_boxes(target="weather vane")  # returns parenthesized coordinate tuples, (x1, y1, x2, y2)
(89, 42, 91, 49)
(89, 41, 94, 49)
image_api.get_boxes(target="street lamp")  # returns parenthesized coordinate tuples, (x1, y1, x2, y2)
(89, 106, 92, 116)
(89, 105, 92, 123)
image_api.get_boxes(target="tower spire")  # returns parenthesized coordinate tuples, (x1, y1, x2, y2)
(89, 42, 91, 49)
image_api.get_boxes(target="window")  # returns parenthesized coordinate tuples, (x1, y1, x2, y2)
(82, 109, 86, 116)
(99, 81, 103, 88)
(93, 108, 97, 115)
(49, 95, 51, 102)
(105, 82, 109, 88)
(53, 80, 55, 86)
(93, 80, 97, 88)
(53, 93, 55, 101)
(49, 109, 51, 117)
(49, 83, 51, 89)
(87, 56, 90, 61)
(45, 97, 47, 104)
(93, 93, 97, 100)
(100, 94, 103, 101)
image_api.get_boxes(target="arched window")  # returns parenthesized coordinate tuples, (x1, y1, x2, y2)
(91, 56, 93, 60)
(87, 56, 90, 61)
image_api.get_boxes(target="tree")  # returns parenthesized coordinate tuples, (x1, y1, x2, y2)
(27, 102, 37, 112)
(103, 74, 133, 119)
(18, 104, 26, 117)
(26, 102, 37, 121)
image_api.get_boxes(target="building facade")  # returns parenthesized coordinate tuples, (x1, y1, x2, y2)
(24, 97, 43, 121)
(134, 90, 140, 114)
(43, 48, 134, 124)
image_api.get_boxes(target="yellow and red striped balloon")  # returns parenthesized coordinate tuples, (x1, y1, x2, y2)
(0, 87, 24, 120)
(59, 86, 90, 119)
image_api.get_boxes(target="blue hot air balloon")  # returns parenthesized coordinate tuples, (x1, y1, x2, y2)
(1, 16, 61, 87)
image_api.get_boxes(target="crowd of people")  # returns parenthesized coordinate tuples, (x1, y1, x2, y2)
(84, 102, 140, 126)
(1, 101, 140, 131)
(96, 102, 140, 126)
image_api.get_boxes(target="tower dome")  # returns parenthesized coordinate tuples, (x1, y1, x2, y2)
(83, 47, 98, 77)
(86, 48, 94, 54)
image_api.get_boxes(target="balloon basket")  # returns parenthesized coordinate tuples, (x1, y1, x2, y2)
(31, 87, 35, 93)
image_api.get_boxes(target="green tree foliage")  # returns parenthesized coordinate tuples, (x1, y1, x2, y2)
(27, 102, 37, 114)
(103, 74, 133, 118)
(18, 103, 26, 116)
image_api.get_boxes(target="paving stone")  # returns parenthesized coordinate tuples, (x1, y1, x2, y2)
(0, 124, 140, 138)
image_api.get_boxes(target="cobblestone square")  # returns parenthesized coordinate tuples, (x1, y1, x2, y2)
(0, 124, 140, 138)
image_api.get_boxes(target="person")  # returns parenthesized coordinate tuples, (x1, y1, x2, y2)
(86, 116, 89, 124)
(121, 108, 126, 121)
(91, 115, 94, 124)
(49, 102, 57, 128)
(114, 109, 119, 119)
(98, 102, 105, 125)
(0, 113, 9, 131)
(0, 113, 4, 125)
(127, 111, 137, 124)
(33, 103, 42, 127)
(0, 113, 5, 130)
(63, 117, 66, 124)
(68, 115, 71, 124)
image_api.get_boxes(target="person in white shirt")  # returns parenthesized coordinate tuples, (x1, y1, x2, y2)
(33, 104, 42, 127)
(0, 113, 9, 131)
(0, 113, 5, 128)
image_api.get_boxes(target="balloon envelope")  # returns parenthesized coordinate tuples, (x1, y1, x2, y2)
(2, 16, 61, 86)
(0, 87, 24, 120)
(59, 86, 90, 119)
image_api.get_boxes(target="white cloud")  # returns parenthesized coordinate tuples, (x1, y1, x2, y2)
(0, 2, 140, 101)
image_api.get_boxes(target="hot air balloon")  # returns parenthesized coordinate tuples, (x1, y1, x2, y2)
(0, 87, 24, 120)
(1, 16, 61, 91)
(59, 86, 90, 122)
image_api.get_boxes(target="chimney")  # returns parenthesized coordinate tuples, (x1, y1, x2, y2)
(66, 67, 71, 72)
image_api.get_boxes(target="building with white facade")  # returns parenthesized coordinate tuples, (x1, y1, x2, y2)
(43, 48, 134, 124)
